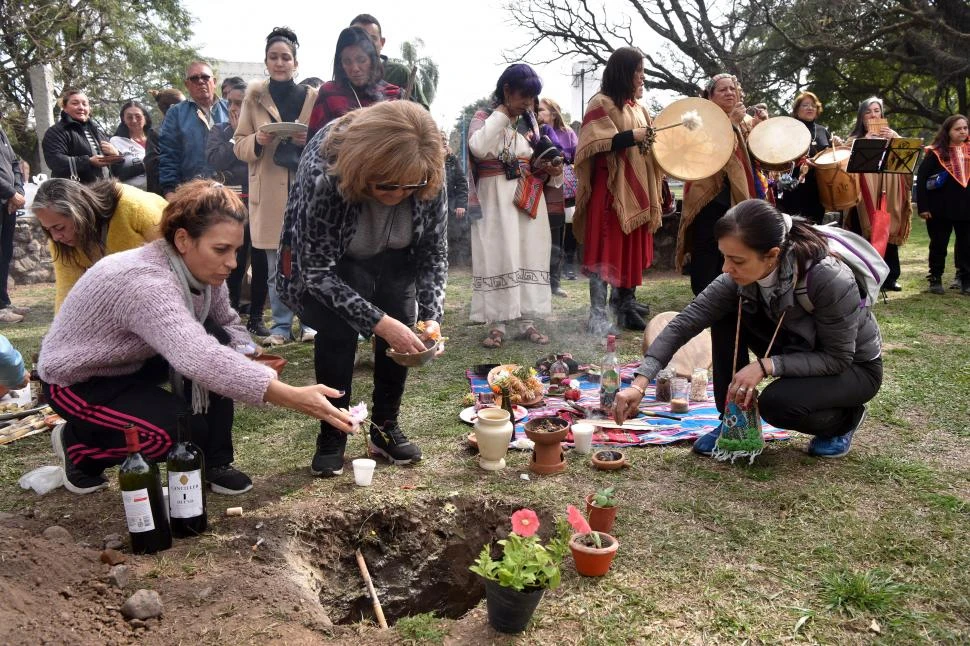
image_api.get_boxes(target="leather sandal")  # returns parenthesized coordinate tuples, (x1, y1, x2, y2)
(519, 326, 550, 345)
(481, 329, 504, 349)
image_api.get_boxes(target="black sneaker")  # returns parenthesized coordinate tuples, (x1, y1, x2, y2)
(206, 465, 253, 495)
(310, 430, 347, 477)
(928, 276, 945, 295)
(369, 421, 422, 465)
(51, 423, 108, 495)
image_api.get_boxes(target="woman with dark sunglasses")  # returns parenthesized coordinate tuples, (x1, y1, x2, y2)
(277, 101, 447, 479)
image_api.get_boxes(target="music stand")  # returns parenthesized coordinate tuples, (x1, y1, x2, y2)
(846, 137, 923, 174)
(884, 138, 923, 174)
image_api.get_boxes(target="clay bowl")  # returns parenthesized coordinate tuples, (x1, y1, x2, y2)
(386, 339, 440, 368)
(254, 353, 287, 376)
(524, 416, 569, 444)
(590, 449, 628, 470)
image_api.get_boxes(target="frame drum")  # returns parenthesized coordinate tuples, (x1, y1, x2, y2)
(652, 97, 734, 182)
(747, 116, 811, 171)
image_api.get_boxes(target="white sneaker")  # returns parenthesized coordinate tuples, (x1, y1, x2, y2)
(301, 330, 317, 343)
(0, 308, 24, 323)
(6, 304, 29, 316)
(262, 334, 288, 346)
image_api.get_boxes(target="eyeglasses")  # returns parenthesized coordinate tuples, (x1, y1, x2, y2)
(373, 180, 428, 192)
(186, 74, 212, 84)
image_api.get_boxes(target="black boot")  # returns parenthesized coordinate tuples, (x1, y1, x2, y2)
(586, 275, 614, 336)
(247, 316, 270, 337)
(616, 287, 646, 331)
(628, 287, 651, 316)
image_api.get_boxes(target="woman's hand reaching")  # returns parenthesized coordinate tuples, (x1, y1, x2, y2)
(374, 315, 426, 354)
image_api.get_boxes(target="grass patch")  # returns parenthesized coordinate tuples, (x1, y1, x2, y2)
(395, 612, 449, 644)
(819, 569, 907, 616)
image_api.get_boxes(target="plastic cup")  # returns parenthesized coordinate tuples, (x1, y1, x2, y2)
(571, 422, 595, 454)
(352, 458, 376, 486)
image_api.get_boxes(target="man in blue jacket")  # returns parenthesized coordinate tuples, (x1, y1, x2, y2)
(0, 126, 25, 323)
(158, 61, 229, 198)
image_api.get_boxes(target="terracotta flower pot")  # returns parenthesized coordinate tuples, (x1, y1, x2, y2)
(585, 493, 618, 534)
(569, 532, 619, 577)
(590, 449, 628, 470)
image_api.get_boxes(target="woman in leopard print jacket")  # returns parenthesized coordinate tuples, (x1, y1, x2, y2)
(278, 101, 447, 477)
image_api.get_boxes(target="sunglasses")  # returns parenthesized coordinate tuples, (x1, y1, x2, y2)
(186, 74, 212, 84)
(373, 179, 428, 192)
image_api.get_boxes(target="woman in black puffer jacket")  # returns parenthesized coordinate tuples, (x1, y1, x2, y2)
(615, 199, 883, 460)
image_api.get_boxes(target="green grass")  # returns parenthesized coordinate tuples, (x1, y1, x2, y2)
(1, 217, 969, 643)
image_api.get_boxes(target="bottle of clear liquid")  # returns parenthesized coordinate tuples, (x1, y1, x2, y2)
(119, 425, 172, 554)
(599, 334, 620, 411)
(166, 413, 207, 538)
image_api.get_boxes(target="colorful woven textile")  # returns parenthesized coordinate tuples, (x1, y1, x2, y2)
(465, 363, 790, 448)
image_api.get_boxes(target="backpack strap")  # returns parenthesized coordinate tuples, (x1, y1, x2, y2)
(794, 262, 816, 313)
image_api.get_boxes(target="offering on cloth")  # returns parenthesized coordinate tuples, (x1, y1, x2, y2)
(488, 364, 544, 406)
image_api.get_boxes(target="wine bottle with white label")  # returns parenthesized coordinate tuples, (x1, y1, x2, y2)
(119, 424, 172, 554)
(166, 413, 207, 537)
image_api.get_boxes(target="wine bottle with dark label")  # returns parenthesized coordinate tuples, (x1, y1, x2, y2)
(119, 425, 172, 554)
(166, 413, 207, 537)
(599, 334, 620, 411)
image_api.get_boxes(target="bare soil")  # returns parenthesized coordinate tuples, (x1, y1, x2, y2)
(0, 493, 527, 645)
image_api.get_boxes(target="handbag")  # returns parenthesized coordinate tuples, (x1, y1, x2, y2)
(513, 173, 544, 219)
(925, 171, 947, 191)
(561, 163, 577, 201)
(273, 140, 302, 172)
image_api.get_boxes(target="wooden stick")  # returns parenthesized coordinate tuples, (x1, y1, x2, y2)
(355, 548, 388, 630)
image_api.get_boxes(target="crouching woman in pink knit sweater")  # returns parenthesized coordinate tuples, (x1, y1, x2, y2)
(38, 180, 353, 495)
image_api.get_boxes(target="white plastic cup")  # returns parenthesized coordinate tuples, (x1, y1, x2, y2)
(571, 422, 595, 454)
(352, 458, 376, 486)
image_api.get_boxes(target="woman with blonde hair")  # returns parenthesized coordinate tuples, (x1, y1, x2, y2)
(278, 100, 447, 478)
(42, 89, 121, 184)
(779, 91, 835, 224)
(39, 180, 352, 495)
(234, 27, 318, 345)
(32, 178, 166, 311)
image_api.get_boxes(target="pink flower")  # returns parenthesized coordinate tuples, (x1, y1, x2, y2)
(510, 509, 540, 537)
(349, 402, 368, 432)
(566, 504, 591, 534)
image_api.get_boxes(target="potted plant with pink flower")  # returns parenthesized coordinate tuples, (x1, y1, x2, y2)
(469, 508, 570, 634)
(566, 504, 619, 577)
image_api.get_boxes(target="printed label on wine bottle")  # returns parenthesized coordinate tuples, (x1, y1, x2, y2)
(122, 489, 156, 533)
(168, 470, 204, 518)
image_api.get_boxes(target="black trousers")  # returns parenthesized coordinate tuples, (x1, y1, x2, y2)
(883, 243, 900, 288)
(563, 222, 579, 272)
(44, 356, 235, 475)
(926, 216, 970, 283)
(688, 201, 745, 412)
(300, 248, 417, 444)
(549, 212, 565, 291)
(0, 208, 15, 306)
(227, 224, 268, 316)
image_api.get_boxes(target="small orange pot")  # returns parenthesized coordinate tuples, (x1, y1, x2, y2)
(254, 353, 287, 376)
(569, 532, 619, 577)
(585, 494, 618, 534)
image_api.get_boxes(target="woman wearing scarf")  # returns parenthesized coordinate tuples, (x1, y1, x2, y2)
(467, 64, 558, 348)
(573, 47, 663, 334)
(844, 97, 912, 292)
(779, 91, 834, 224)
(38, 180, 352, 495)
(306, 26, 402, 139)
(677, 72, 758, 411)
(916, 114, 970, 295)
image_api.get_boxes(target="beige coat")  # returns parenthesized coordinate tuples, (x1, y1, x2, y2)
(234, 81, 317, 250)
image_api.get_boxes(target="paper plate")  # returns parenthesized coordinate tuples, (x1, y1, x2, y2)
(459, 405, 527, 425)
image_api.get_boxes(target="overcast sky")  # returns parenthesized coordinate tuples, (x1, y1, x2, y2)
(181, 0, 609, 131)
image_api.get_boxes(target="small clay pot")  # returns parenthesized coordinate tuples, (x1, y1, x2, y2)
(386, 339, 440, 368)
(254, 353, 287, 376)
(524, 417, 569, 475)
(585, 493, 618, 534)
(569, 532, 619, 577)
(590, 449, 628, 471)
